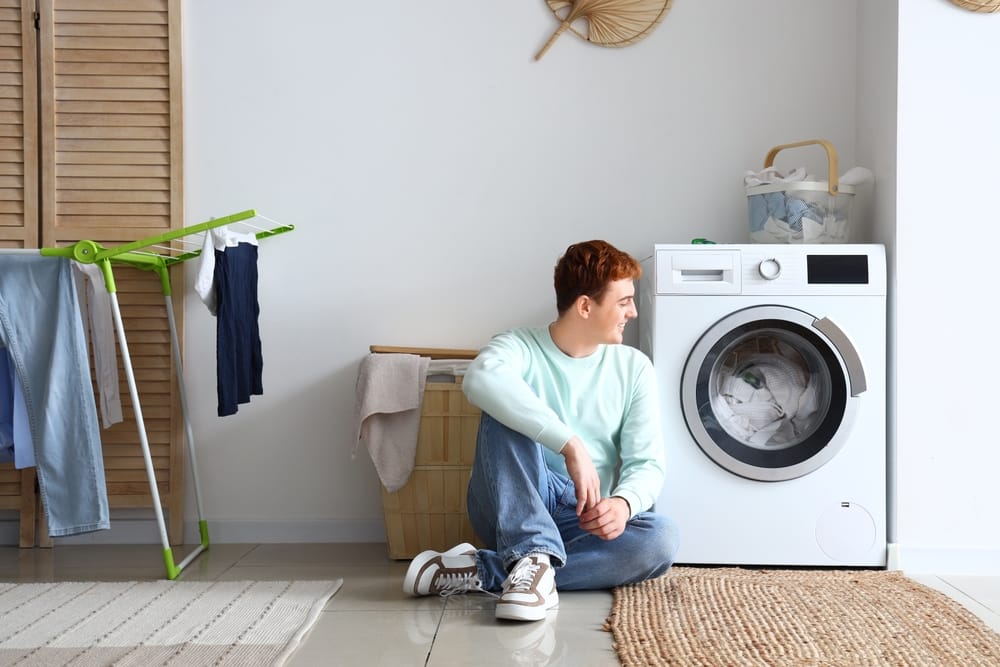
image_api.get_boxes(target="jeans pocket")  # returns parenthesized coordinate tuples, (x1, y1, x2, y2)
(550, 472, 578, 511)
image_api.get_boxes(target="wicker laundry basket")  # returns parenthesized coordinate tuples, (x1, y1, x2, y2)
(370, 346, 484, 560)
(746, 139, 855, 244)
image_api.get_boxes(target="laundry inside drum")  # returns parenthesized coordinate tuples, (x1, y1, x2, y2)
(709, 328, 832, 449)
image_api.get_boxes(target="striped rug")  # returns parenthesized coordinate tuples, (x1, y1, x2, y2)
(0, 579, 341, 666)
(608, 567, 1000, 666)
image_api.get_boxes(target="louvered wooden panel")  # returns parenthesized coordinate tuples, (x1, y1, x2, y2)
(0, 464, 37, 547)
(0, 1, 39, 545)
(0, 0, 37, 248)
(39, 0, 182, 243)
(37, 0, 184, 542)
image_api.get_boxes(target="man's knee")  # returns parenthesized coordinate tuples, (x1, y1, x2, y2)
(631, 512, 680, 576)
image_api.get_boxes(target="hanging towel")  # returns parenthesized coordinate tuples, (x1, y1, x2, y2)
(71, 262, 123, 428)
(353, 353, 430, 492)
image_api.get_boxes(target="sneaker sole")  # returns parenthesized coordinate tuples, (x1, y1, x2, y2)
(495, 589, 559, 622)
(402, 542, 477, 596)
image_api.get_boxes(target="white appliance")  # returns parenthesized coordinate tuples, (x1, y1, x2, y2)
(639, 244, 887, 566)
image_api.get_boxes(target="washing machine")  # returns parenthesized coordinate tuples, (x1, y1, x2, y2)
(638, 244, 886, 566)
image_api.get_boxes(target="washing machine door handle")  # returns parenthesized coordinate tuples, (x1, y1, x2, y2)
(813, 316, 867, 396)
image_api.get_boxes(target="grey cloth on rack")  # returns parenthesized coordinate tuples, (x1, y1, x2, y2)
(354, 353, 429, 492)
(71, 261, 123, 428)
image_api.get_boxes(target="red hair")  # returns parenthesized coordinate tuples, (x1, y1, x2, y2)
(553, 240, 641, 315)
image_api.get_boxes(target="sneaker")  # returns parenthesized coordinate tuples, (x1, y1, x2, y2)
(403, 543, 481, 596)
(495, 554, 559, 621)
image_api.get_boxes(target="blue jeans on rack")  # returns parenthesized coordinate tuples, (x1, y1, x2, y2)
(466, 412, 679, 591)
(0, 255, 109, 536)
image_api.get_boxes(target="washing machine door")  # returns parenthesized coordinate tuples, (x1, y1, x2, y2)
(681, 305, 865, 482)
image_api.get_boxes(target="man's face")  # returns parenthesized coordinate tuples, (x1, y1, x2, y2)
(588, 278, 637, 344)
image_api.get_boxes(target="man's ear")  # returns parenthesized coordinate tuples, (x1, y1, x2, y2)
(575, 294, 592, 319)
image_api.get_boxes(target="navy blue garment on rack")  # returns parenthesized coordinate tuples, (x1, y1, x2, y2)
(214, 242, 263, 416)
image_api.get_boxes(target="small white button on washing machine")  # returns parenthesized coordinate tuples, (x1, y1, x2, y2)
(758, 258, 781, 280)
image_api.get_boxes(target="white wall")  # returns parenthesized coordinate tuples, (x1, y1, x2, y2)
(149, 0, 860, 544)
(25, 2, 999, 576)
(894, 1, 1000, 574)
(42, 0, 997, 569)
(855, 0, 898, 549)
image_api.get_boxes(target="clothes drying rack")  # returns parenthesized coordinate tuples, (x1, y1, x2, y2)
(4, 208, 293, 579)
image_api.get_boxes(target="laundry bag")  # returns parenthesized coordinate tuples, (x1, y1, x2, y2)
(745, 139, 855, 244)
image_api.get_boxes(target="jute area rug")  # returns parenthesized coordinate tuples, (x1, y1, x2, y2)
(607, 567, 1000, 666)
(0, 579, 342, 666)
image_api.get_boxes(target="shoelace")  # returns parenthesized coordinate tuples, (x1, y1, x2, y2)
(504, 560, 541, 593)
(436, 571, 496, 598)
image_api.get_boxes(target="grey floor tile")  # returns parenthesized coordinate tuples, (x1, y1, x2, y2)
(938, 575, 1000, 615)
(236, 542, 390, 566)
(908, 573, 1000, 633)
(429, 607, 618, 666)
(287, 609, 435, 667)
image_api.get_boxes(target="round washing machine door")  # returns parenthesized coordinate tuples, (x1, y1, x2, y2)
(681, 305, 865, 482)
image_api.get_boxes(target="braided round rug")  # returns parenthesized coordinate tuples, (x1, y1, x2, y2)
(607, 567, 1000, 666)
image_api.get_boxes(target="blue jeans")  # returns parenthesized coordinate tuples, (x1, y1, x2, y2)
(466, 412, 679, 591)
(0, 255, 110, 536)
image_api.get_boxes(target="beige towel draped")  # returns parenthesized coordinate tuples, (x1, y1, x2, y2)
(353, 353, 430, 492)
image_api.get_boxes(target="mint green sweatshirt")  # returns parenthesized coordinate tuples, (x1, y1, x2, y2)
(462, 327, 665, 518)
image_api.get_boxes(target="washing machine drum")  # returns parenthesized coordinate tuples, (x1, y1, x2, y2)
(681, 305, 864, 482)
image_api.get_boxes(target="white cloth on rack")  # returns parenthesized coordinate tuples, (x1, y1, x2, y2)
(353, 353, 430, 492)
(71, 262, 123, 428)
(195, 225, 259, 316)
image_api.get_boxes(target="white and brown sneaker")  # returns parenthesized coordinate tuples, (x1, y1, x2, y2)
(495, 554, 559, 621)
(403, 543, 483, 596)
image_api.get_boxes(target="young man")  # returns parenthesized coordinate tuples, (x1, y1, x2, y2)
(403, 240, 679, 621)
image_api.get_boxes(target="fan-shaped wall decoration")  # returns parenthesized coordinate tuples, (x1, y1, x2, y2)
(949, 0, 1000, 12)
(536, 0, 674, 61)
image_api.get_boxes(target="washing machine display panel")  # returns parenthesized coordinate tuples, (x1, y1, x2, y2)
(681, 305, 860, 482)
(806, 254, 869, 284)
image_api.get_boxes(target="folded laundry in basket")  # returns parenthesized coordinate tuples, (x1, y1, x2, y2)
(353, 352, 430, 492)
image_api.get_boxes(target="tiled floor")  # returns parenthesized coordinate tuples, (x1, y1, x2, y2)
(1, 543, 998, 666)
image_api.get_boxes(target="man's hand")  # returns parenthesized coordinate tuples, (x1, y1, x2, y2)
(578, 496, 630, 540)
(561, 436, 601, 515)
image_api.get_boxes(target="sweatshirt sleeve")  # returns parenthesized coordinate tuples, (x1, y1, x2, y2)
(462, 332, 575, 453)
(611, 355, 666, 518)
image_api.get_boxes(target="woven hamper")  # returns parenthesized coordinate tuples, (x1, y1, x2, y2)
(371, 346, 483, 559)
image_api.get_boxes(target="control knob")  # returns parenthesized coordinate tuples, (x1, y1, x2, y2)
(758, 258, 781, 280)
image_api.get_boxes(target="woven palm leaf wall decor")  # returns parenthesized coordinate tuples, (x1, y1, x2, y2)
(949, 0, 1000, 12)
(536, 0, 674, 60)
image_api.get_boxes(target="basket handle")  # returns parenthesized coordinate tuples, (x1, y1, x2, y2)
(763, 139, 839, 196)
